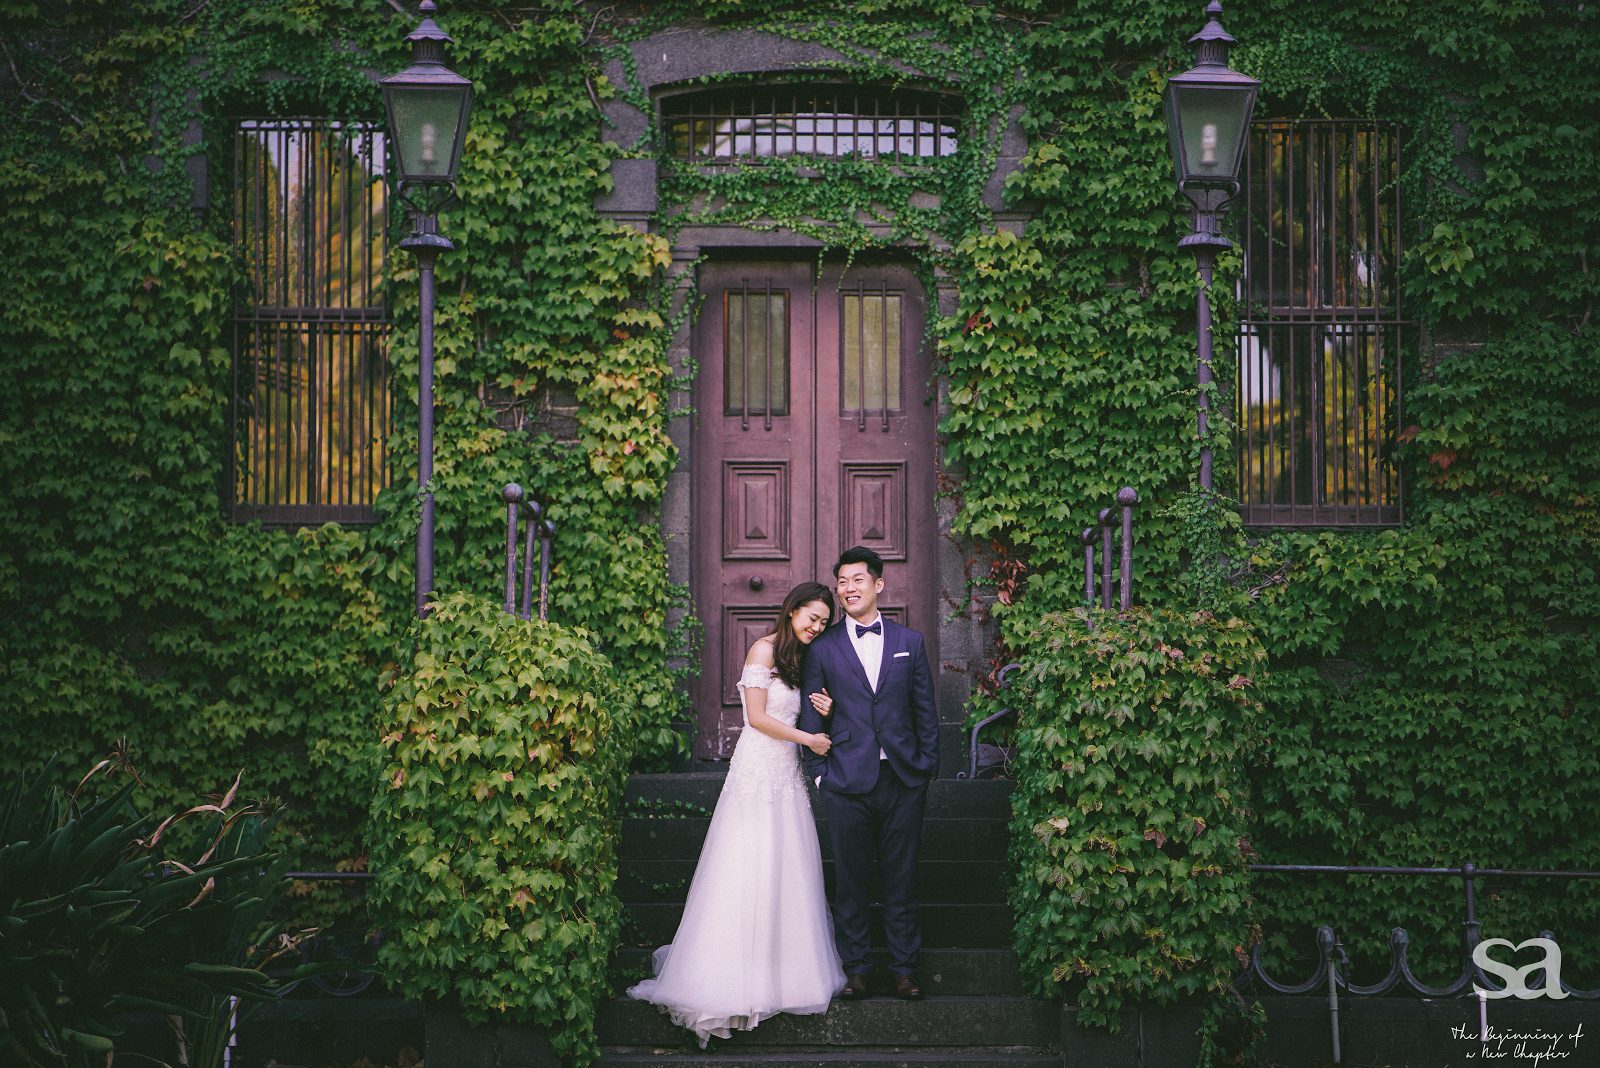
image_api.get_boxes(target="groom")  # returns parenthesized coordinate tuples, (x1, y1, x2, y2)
(799, 545, 938, 1001)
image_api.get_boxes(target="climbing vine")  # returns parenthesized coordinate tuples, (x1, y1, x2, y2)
(2, 0, 1596, 1051)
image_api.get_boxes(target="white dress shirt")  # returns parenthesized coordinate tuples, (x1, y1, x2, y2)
(846, 613, 888, 761)
(846, 611, 884, 691)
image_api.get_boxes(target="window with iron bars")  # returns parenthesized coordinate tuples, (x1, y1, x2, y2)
(229, 118, 390, 525)
(1233, 119, 1410, 527)
(662, 85, 960, 164)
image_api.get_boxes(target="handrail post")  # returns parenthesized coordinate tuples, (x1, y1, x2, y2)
(1116, 487, 1138, 610)
(519, 499, 541, 621)
(1328, 929, 1344, 1065)
(1098, 507, 1114, 609)
(1081, 527, 1097, 606)
(1462, 861, 1482, 987)
(537, 520, 556, 622)
(501, 484, 522, 615)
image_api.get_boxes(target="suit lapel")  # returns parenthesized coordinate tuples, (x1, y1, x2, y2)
(875, 618, 899, 693)
(832, 620, 873, 695)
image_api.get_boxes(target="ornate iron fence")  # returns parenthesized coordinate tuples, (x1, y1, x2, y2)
(1237, 863, 1600, 1063)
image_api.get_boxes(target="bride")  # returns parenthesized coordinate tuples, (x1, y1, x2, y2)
(627, 581, 845, 1045)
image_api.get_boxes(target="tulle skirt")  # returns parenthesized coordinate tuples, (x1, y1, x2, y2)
(627, 769, 844, 1046)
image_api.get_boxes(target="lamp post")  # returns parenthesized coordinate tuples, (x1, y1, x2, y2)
(381, 0, 473, 617)
(1162, 1, 1258, 492)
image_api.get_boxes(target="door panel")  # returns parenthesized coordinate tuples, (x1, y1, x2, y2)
(693, 259, 935, 758)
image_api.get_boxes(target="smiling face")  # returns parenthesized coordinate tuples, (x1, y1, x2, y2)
(789, 599, 831, 644)
(835, 562, 883, 622)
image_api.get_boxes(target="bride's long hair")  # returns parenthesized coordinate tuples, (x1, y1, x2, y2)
(773, 581, 835, 689)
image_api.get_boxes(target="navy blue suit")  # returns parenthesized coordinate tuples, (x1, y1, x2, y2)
(799, 617, 938, 976)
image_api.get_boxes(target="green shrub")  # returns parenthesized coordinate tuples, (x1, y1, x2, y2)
(369, 592, 630, 1066)
(1006, 606, 1265, 1053)
(0, 755, 296, 1068)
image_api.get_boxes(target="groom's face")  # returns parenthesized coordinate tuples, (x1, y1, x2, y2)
(835, 562, 883, 621)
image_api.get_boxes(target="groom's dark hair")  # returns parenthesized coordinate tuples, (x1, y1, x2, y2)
(833, 545, 884, 578)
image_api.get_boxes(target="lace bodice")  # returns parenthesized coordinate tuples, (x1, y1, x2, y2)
(737, 664, 801, 726)
(727, 664, 808, 801)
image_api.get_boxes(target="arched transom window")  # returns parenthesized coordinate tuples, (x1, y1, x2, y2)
(663, 85, 960, 163)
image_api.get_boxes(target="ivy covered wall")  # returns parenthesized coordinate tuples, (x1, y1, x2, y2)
(2, 0, 1595, 992)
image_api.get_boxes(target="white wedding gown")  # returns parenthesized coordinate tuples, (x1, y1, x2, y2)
(627, 664, 844, 1045)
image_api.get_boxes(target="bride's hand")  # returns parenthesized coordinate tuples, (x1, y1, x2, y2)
(809, 689, 833, 717)
(806, 733, 831, 756)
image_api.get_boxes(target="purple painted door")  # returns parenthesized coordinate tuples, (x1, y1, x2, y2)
(693, 259, 936, 758)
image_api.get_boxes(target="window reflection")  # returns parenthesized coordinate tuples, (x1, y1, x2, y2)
(665, 88, 959, 163)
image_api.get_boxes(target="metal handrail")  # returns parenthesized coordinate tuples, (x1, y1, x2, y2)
(501, 483, 555, 621)
(1238, 862, 1600, 1000)
(961, 662, 1022, 780)
(276, 870, 380, 998)
(1081, 486, 1139, 610)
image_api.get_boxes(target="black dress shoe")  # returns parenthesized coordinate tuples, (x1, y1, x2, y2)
(893, 974, 924, 1000)
(838, 973, 871, 1000)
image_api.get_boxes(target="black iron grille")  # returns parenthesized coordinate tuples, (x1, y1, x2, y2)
(663, 86, 959, 163)
(1234, 120, 1410, 527)
(230, 118, 390, 525)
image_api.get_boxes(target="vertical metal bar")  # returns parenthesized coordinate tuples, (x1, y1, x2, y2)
(1462, 862, 1482, 978)
(1287, 322, 1298, 510)
(1265, 127, 1278, 511)
(1240, 129, 1253, 512)
(880, 281, 890, 432)
(538, 521, 554, 622)
(1197, 246, 1216, 492)
(519, 501, 538, 621)
(764, 280, 773, 431)
(1328, 931, 1343, 1064)
(1395, 323, 1404, 521)
(1325, 125, 1339, 514)
(1118, 488, 1137, 610)
(1082, 528, 1096, 606)
(1346, 123, 1358, 512)
(1393, 126, 1405, 522)
(1284, 130, 1298, 512)
(502, 483, 522, 614)
(231, 127, 244, 510)
(341, 131, 354, 508)
(1099, 507, 1114, 610)
(416, 231, 438, 616)
(1311, 328, 1325, 512)
(297, 125, 310, 508)
(856, 280, 866, 431)
(852, 90, 860, 156)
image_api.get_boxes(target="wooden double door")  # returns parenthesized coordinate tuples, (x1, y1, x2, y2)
(692, 259, 938, 758)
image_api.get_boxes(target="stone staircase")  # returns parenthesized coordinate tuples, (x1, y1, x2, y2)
(598, 773, 1058, 1067)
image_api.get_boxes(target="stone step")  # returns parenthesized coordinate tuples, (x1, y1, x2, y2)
(613, 947, 1026, 998)
(620, 818, 1007, 864)
(598, 1049, 1060, 1067)
(625, 773, 1014, 820)
(597, 995, 1057, 1049)
(618, 859, 1007, 903)
(621, 902, 1013, 949)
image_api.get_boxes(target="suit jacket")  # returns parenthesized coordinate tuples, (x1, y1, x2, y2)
(799, 617, 938, 793)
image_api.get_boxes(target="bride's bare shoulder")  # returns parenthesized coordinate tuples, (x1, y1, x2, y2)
(744, 634, 778, 667)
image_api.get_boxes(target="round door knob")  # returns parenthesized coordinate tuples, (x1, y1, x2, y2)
(749, 575, 765, 591)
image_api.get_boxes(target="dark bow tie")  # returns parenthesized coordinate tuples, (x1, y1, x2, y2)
(855, 621, 882, 638)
